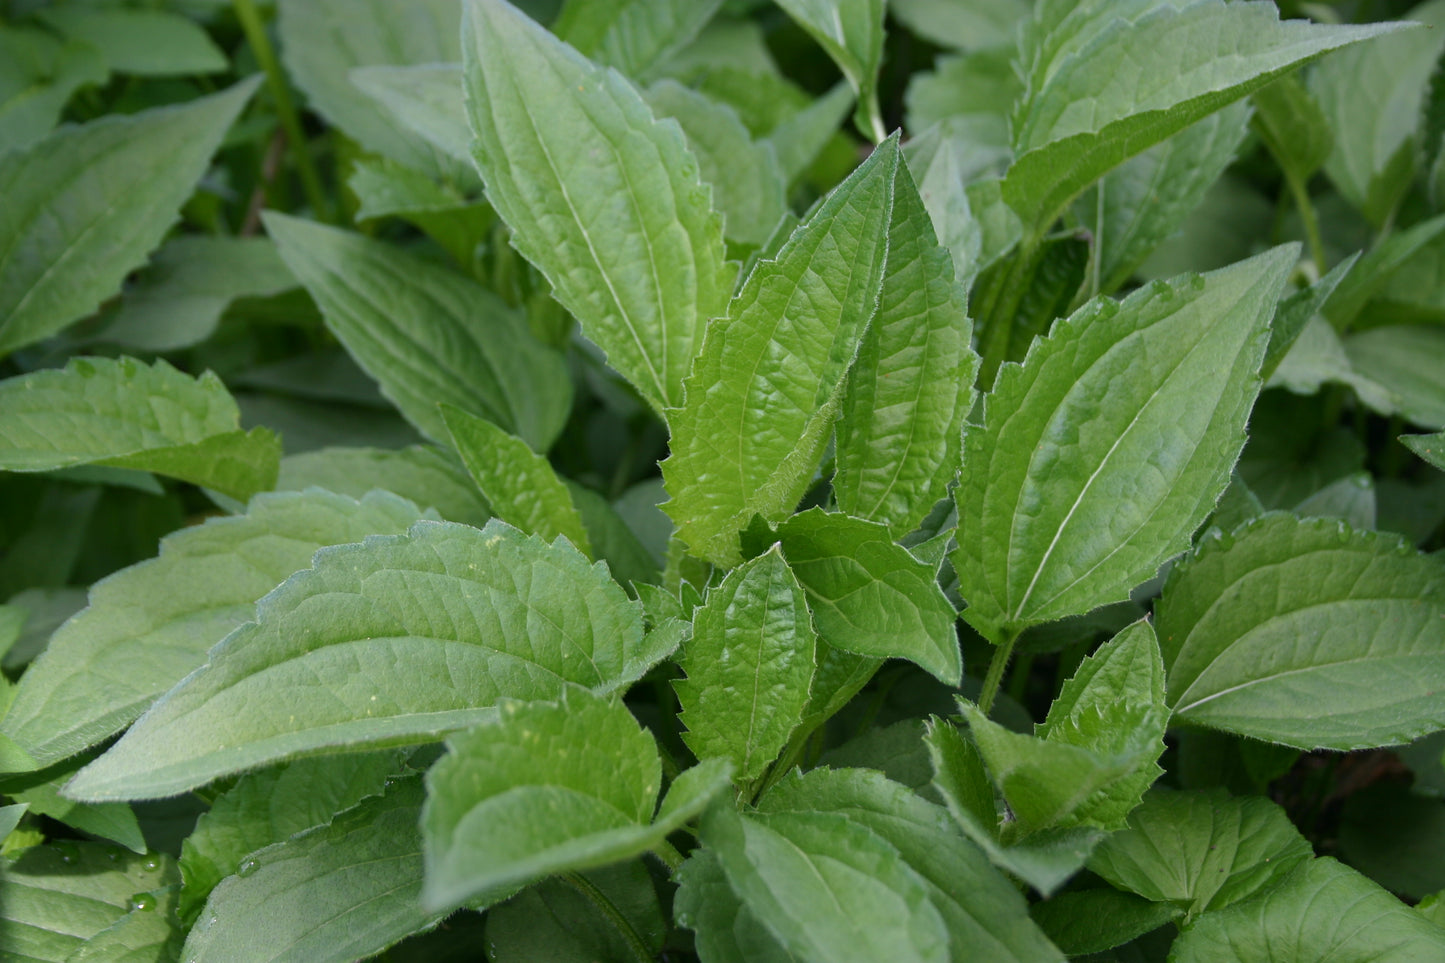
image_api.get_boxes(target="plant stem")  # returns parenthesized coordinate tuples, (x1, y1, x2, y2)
(651, 839, 684, 873)
(1284, 169, 1327, 276)
(232, 0, 332, 223)
(977, 627, 1019, 717)
(560, 871, 654, 963)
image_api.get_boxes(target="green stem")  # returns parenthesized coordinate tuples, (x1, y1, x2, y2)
(560, 872, 654, 963)
(651, 839, 684, 873)
(1284, 169, 1327, 277)
(232, 0, 332, 223)
(977, 627, 1019, 717)
(1005, 652, 1035, 707)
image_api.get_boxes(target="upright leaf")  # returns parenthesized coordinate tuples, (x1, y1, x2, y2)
(1170, 857, 1445, 962)
(1, 490, 428, 770)
(0, 79, 258, 357)
(1160, 513, 1445, 749)
(835, 151, 978, 537)
(422, 688, 730, 910)
(183, 776, 447, 963)
(953, 248, 1293, 640)
(773, 0, 886, 141)
(0, 356, 279, 502)
(65, 520, 659, 801)
(554, 0, 726, 81)
(1003, 2, 1399, 234)
(463, 0, 733, 413)
(662, 139, 898, 566)
(674, 547, 816, 784)
(1086, 788, 1313, 921)
(441, 405, 593, 556)
(265, 213, 570, 452)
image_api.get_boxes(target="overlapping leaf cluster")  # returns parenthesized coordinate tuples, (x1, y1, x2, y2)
(2, 0, 1445, 960)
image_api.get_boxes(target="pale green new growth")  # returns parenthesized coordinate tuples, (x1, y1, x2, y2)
(1160, 513, 1445, 749)
(462, 0, 733, 413)
(773, 0, 886, 142)
(0, 79, 258, 357)
(0, 355, 280, 501)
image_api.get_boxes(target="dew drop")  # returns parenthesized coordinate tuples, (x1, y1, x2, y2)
(237, 857, 261, 878)
(143, 856, 161, 872)
(128, 894, 156, 912)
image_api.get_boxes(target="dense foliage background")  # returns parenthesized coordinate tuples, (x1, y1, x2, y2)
(1, 0, 1445, 960)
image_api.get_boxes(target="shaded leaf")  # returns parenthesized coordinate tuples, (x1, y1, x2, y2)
(555, 0, 725, 81)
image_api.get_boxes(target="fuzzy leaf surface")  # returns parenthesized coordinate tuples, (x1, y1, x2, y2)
(266, 213, 569, 451)
(463, 0, 732, 413)
(1160, 513, 1445, 749)
(675, 547, 816, 784)
(663, 140, 898, 566)
(1404, 431, 1445, 471)
(0, 356, 278, 502)
(953, 248, 1292, 639)
(0, 79, 257, 357)
(2, 490, 426, 770)
(65, 520, 656, 800)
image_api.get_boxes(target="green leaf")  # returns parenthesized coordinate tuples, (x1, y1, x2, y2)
(179, 751, 405, 923)
(1077, 102, 1251, 296)
(962, 620, 1167, 834)
(485, 860, 667, 963)
(183, 776, 447, 963)
(0, 490, 426, 771)
(0, 842, 175, 962)
(1310, 0, 1445, 227)
(35, 7, 227, 77)
(0, 79, 258, 357)
(422, 688, 730, 910)
(1250, 75, 1333, 185)
(565, 483, 663, 588)
(0, 356, 279, 502)
(462, 0, 732, 413)
(1087, 788, 1313, 920)
(0, 26, 107, 150)
(1160, 513, 1445, 750)
(351, 63, 473, 168)
(264, 213, 570, 451)
(1261, 254, 1356, 382)
(1169, 857, 1445, 962)
(1338, 784, 1445, 901)
(1322, 212, 1445, 331)
(972, 232, 1091, 387)
(276, 446, 490, 527)
(953, 248, 1293, 640)
(904, 46, 1019, 144)
(278, 0, 471, 186)
(63, 882, 182, 963)
(441, 405, 593, 557)
(700, 802, 950, 963)
(1003, 2, 1399, 235)
(554, 0, 725, 81)
(773, 0, 886, 141)
(662, 139, 898, 566)
(1404, 431, 1445, 471)
(774, 510, 960, 686)
(674, 547, 816, 784)
(1345, 326, 1445, 429)
(94, 236, 297, 353)
(759, 767, 1066, 962)
(764, 82, 855, 187)
(834, 149, 978, 537)
(64, 520, 657, 801)
(644, 80, 788, 247)
(3, 754, 146, 854)
(889, 0, 1031, 51)
(1030, 887, 1181, 956)
(675, 849, 802, 963)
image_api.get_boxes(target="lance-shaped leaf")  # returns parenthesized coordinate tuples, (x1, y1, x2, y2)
(422, 688, 731, 910)
(462, 0, 732, 413)
(953, 248, 1293, 641)
(0, 842, 176, 961)
(441, 405, 592, 557)
(554, 0, 725, 82)
(775, 510, 960, 686)
(183, 776, 447, 963)
(276, 446, 490, 527)
(1160, 513, 1445, 750)
(0, 356, 279, 502)
(352, 64, 472, 167)
(663, 139, 898, 566)
(835, 149, 978, 537)
(760, 768, 1066, 962)
(961, 620, 1167, 834)
(0, 78, 257, 357)
(701, 801, 950, 963)
(1170, 857, 1445, 962)
(64, 520, 660, 801)
(1087, 788, 1313, 922)
(1404, 431, 1445, 471)
(774, 0, 886, 141)
(265, 213, 569, 452)
(2, 490, 427, 771)
(1002, 2, 1400, 234)
(674, 547, 816, 784)
(179, 751, 405, 923)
